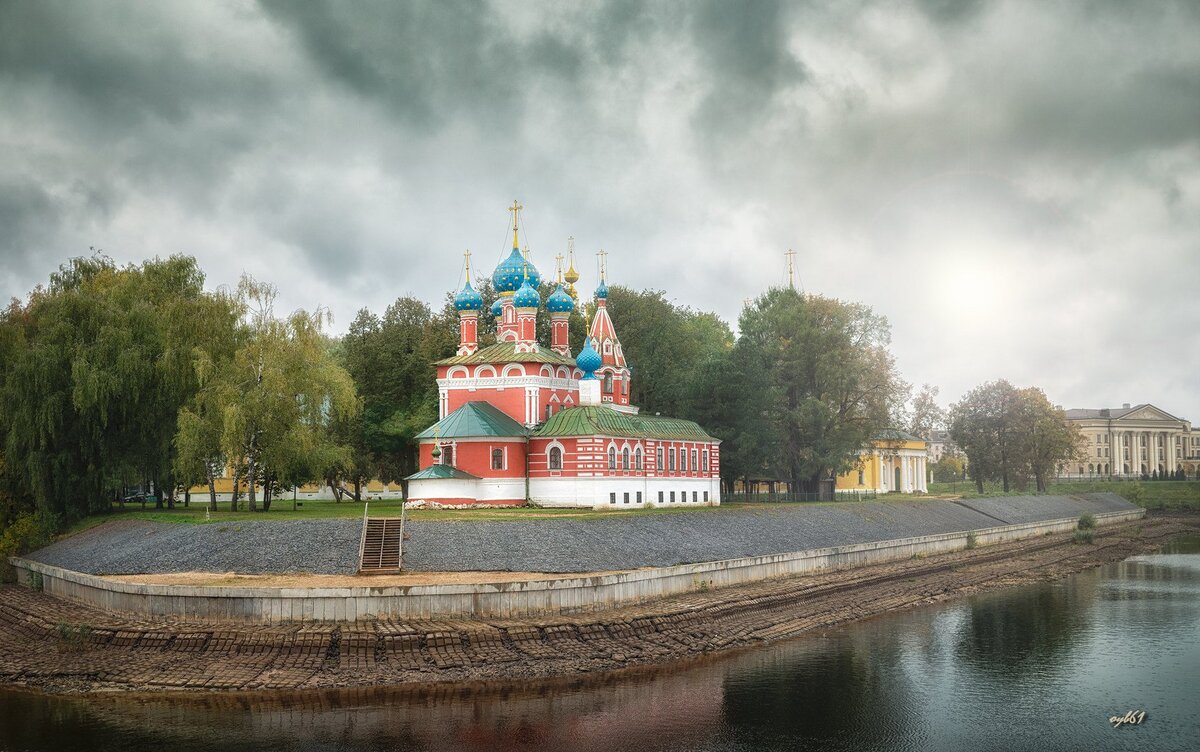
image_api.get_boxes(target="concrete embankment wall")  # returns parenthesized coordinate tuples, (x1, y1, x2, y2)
(10, 507, 1144, 623)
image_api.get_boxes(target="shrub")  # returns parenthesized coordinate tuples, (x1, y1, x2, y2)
(1077, 513, 1096, 531)
(966, 530, 978, 550)
(1073, 529, 1094, 545)
(0, 512, 58, 583)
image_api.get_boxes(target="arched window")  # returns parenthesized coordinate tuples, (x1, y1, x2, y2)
(702, 449, 709, 473)
(491, 448, 504, 470)
(635, 447, 643, 471)
(622, 447, 630, 471)
(622, 379, 628, 395)
(545, 404, 553, 421)
(549, 446, 562, 470)
(603, 373, 613, 394)
(608, 446, 617, 470)
(858, 469, 865, 485)
(656, 446, 664, 469)
(443, 446, 454, 467)
(668, 447, 676, 472)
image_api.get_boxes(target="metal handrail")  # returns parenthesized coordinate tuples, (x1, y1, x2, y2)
(356, 502, 369, 570)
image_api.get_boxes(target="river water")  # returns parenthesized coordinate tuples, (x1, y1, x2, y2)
(2, 536, 1197, 752)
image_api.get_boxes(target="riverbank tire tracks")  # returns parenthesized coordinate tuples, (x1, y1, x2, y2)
(0, 515, 1194, 693)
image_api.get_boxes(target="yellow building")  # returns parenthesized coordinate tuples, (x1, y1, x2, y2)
(836, 430, 929, 494)
(187, 472, 404, 502)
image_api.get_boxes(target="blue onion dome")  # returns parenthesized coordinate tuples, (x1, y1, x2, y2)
(454, 280, 484, 311)
(546, 284, 574, 313)
(492, 248, 542, 293)
(576, 336, 601, 379)
(490, 298, 503, 317)
(595, 279, 608, 299)
(512, 277, 540, 308)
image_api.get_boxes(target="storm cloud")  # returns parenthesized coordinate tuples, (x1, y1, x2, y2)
(1, 0, 1197, 419)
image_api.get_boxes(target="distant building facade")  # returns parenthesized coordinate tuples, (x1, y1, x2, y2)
(1061, 403, 1197, 478)
(925, 429, 959, 464)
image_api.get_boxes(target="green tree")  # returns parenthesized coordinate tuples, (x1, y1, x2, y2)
(0, 254, 234, 522)
(931, 455, 967, 483)
(735, 288, 907, 493)
(907, 383, 945, 441)
(338, 296, 456, 498)
(1009, 387, 1083, 491)
(184, 276, 359, 511)
(950, 380, 1081, 493)
(949, 379, 1019, 493)
(604, 286, 733, 419)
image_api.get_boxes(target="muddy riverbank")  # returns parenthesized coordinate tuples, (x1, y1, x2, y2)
(1, 513, 1195, 695)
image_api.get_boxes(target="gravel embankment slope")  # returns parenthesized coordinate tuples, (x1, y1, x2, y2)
(24, 493, 1137, 575)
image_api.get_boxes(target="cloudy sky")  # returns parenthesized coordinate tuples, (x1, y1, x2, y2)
(2, 0, 1198, 420)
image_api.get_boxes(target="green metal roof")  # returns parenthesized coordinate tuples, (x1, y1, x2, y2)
(405, 464, 481, 481)
(435, 341, 577, 367)
(415, 401, 530, 440)
(874, 429, 926, 443)
(534, 406, 718, 441)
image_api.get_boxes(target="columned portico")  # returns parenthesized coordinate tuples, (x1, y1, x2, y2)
(1063, 404, 1193, 479)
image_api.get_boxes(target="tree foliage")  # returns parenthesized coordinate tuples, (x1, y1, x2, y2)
(336, 296, 456, 497)
(906, 383, 945, 440)
(732, 288, 907, 491)
(604, 286, 733, 419)
(949, 379, 1082, 492)
(0, 254, 235, 521)
(177, 276, 359, 511)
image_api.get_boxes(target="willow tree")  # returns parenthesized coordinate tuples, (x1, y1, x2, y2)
(0, 254, 235, 521)
(735, 287, 907, 494)
(179, 276, 359, 511)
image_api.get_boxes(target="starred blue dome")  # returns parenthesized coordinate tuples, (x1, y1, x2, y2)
(492, 248, 542, 293)
(454, 280, 484, 312)
(595, 280, 608, 299)
(546, 285, 574, 313)
(576, 336, 601, 379)
(513, 278, 540, 308)
(490, 298, 503, 317)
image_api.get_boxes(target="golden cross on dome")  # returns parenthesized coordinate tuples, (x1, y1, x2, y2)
(596, 249, 608, 281)
(508, 200, 523, 248)
(463, 249, 472, 283)
(555, 253, 564, 284)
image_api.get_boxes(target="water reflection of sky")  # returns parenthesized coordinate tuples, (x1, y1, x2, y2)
(1, 537, 1197, 752)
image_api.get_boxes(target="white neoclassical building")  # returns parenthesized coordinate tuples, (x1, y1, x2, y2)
(1062, 403, 1198, 478)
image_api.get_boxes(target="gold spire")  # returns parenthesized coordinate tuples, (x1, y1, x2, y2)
(785, 248, 797, 289)
(463, 249, 472, 285)
(508, 199, 523, 249)
(564, 236, 580, 300)
(596, 249, 608, 282)
(564, 237, 580, 283)
(554, 253, 565, 285)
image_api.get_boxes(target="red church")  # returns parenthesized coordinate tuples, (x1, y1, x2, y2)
(405, 203, 721, 509)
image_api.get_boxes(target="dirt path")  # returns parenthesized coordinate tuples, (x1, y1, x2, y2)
(1, 514, 1194, 694)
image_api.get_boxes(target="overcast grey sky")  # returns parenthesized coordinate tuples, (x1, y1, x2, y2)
(2, 0, 1198, 420)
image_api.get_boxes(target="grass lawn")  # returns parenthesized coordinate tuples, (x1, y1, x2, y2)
(926, 479, 1200, 511)
(60, 497, 730, 537)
